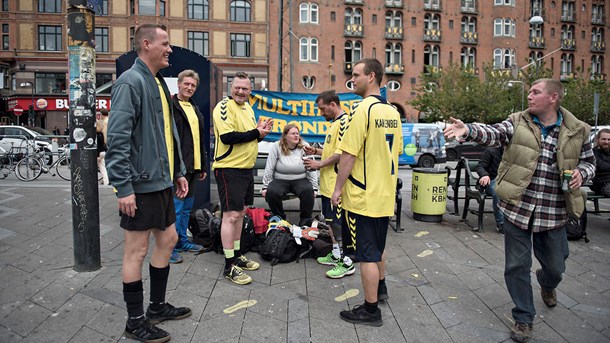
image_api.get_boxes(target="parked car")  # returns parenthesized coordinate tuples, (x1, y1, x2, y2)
(0, 125, 65, 164)
(445, 140, 486, 161)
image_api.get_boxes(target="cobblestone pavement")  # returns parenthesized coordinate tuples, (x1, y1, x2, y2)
(0, 168, 609, 343)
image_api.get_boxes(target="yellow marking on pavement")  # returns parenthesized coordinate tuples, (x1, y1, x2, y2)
(223, 300, 257, 314)
(335, 289, 359, 302)
(448, 296, 458, 300)
(414, 231, 429, 237)
(417, 249, 433, 257)
(411, 273, 419, 278)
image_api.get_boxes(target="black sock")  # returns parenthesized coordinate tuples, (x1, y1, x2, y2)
(123, 280, 144, 323)
(379, 278, 386, 286)
(364, 300, 378, 313)
(234, 249, 242, 258)
(149, 264, 170, 311)
(225, 257, 236, 271)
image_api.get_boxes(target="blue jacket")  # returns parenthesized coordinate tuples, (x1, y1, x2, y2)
(106, 58, 185, 198)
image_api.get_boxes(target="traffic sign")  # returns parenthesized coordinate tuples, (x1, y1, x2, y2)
(13, 105, 24, 116)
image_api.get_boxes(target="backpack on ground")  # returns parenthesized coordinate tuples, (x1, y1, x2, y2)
(188, 208, 222, 252)
(259, 228, 300, 266)
(566, 208, 588, 242)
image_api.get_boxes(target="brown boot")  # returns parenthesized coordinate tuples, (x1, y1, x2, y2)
(510, 322, 533, 342)
(541, 287, 557, 307)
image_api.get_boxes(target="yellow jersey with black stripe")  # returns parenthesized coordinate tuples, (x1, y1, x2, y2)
(338, 95, 403, 217)
(319, 113, 348, 198)
(212, 97, 258, 169)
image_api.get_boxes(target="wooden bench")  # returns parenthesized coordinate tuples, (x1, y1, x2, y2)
(253, 153, 403, 231)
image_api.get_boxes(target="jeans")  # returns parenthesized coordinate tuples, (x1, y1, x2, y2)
(174, 196, 194, 247)
(484, 179, 504, 227)
(504, 219, 569, 323)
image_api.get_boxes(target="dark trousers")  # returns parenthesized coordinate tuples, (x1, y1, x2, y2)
(265, 178, 314, 223)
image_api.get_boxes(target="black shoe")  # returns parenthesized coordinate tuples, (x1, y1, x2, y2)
(124, 318, 171, 343)
(378, 282, 389, 301)
(339, 304, 383, 327)
(146, 303, 192, 324)
(510, 322, 533, 343)
(496, 223, 505, 235)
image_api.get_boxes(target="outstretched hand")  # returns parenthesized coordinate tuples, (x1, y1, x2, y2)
(443, 117, 469, 140)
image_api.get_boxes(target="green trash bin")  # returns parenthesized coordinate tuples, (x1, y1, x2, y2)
(411, 168, 447, 222)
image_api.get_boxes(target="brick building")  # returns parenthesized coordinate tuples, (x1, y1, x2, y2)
(268, 0, 608, 121)
(0, 0, 268, 130)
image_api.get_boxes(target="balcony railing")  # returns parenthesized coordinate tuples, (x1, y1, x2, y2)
(490, 69, 512, 77)
(460, 31, 478, 44)
(385, 0, 403, 8)
(423, 29, 442, 42)
(592, 14, 606, 25)
(385, 26, 403, 39)
(461, 1, 477, 14)
(344, 24, 364, 37)
(561, 38, 576, 50)
(462, 66, 479, 76)
(345, 0, 364, 5)
(424, 1, 442, 11)
(385, 64, 405, 75)
(561, 12, 576, 22)
(344, 62, 353, 74)
(590, 73, 607, 81)
(528, 36, 545, 49)
(591, 41, 605, 53)
(424, 65, 442, 74)
(560, 72, 576, 81)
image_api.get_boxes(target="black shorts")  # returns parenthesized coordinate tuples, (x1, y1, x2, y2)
(215, 168, 254, 212)
(341, 210, 389, 263)
(120, 188, 176, 231)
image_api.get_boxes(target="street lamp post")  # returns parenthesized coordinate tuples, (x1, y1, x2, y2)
(19, 82, 35, 126)
(508, 80, 525, 111)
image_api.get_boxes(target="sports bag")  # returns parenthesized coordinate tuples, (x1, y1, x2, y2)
(259, 228, 299, 266)
(188, 208, 222, 252)
(566, 208, 588, 243)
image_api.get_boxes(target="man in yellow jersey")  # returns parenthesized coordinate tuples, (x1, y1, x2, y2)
(303, 90, 355, 279)
(106, 24, 191, 343)
(332, 58, 403, 327)
(212, 72, 273, 285)
(169, 69, 208, 264)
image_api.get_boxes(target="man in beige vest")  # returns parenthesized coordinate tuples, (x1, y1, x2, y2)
(444, 79, 595, 343)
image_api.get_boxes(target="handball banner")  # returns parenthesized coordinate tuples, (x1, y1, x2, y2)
(248, 88, 386, 143)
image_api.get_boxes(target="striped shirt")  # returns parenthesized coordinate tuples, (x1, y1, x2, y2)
(467, 114, 595, 232)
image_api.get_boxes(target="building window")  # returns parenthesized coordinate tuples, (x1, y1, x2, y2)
(38, 25, 62, 51)
(35, 73, 66, 94)
(530, 22, 543, 38)
(188, 31, 209, 56)
(423, 45, 440, 68)
(39, 0, 61, 13)
(188, 0, 209, 20)
(94, 0, 108, 15)
(560, 53, 573, 75)
(138, 0, 156, 15)
(461, 16, 476, 33)
(95, 27, 108, 53)
(561, 1, 575, 21)
(2, 0, 8, 11)
(591, 27, 604, 43)
(494, 0, 515, 5)
(96, 73, 113, 94)
(330, 11, 336, 21)
(230, 1, 251, 22)
(592, 4, 605, 23)
(230, 33, 251, 57)
(130, 27, 135, 50)
(424, 13, 441, 30)
(130, 0, 135, 15)
(493, 48, 515, 69)
(385, 11, 403, 30)
(385, 43, 402, 66)
(494, 18, 516, 37)
(346, 80, 355, 90)
(160, 0, 166, 16)
(302, 76, 315, 89)
(591, 55, 603, 76)
(460, 47, 476, 67)
(300, 3, 318, 24)
(561, 24, 574, 39)
(300, 37, 318, 62)
(344, 41, 362, 64)
(2, 24, 8, 51)
(386, 80, 401, 91)
(529, 51, 543, 66)
(345, 8, 363, 26)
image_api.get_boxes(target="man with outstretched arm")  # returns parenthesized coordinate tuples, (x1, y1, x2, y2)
(106, 24, 191, 343)
(331, 58, 402, 327)
(444, 78, 595, 343)
(212, 72, 273, 285)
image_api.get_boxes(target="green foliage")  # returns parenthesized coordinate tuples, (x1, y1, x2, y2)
(409, 63, 610, 126)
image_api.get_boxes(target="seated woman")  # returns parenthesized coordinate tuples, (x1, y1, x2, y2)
(262, 124, 318, 226)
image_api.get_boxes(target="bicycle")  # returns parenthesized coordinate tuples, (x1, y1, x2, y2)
(15, 148, 71, 181)
(1, 142, 29, 180)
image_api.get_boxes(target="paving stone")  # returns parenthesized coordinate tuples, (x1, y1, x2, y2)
(187, 257, 224, 279)
(455, 268, 497, 291)
(68, 326, 115, 343)
(30, 281, 78, 312)
(174, 272, 216, 299)
(287, 317, 309, 343)
(270, 262, 306, 285)
(307, 295, 354, 329)
(309, 317, 357, 342)
(287, 297, 308, 323)
(247, 288, 289, 322)
(391, 302, 452, 343)
(355, 312, 406, 342)
(84, 303, 125, 341)
(446, 322, 510, 343)
(417, 284, 444, 305)
(0, 323, 23, 342)
(201, 284, 251, 321)
(0, 300, 52, 337)
(473, 282, 512, 310)
(241, 311, 287, 343)
(193, 311, 244, 342)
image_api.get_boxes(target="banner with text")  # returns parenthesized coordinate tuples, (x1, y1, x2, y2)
(248, 88, 386, 143)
